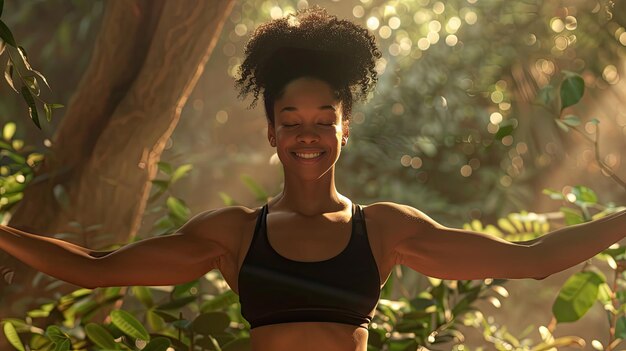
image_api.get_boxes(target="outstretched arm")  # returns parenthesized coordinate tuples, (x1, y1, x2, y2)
(0, 207, 243, 289)
(380, 202, 626, 280)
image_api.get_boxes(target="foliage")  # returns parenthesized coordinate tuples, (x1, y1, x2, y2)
(146, 161, 195, 236)
(332, 0, 626, 224)
(0, 1, 64, 129)
(1, 1, 626, 350)
(0, 122, 44, 219)
(0, 284, 249, 351)
(0, 165, 247, 351)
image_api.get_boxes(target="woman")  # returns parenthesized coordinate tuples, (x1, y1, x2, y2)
(1, 5, 625, 351)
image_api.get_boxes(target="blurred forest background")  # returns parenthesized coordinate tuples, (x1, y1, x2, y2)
(1, 0, 626, 350)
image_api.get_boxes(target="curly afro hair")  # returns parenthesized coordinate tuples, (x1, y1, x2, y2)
(234, 5, 381, 125)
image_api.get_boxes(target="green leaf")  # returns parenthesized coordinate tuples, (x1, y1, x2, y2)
(542, 188, 564, 201)
(146, 309, 165, 331)
(29, 334, 51, 350)
(0, 319, 29, 333)
(52, 338, 70, 351)
(156, 295, 196, 311)
(110, 309, 150, 341)
(157, 162, 173, 175)
(554, 119, 569, 132)
(590, 118, 600, 125)
(200, 290, 240, 312)
(20, 86, 40, 129)
(132, 286, 154, 308)
(172, 279, 199, 299)
(171, 319, 191, 330)
(552, 271, 604, 323)
(152, 310, 178, 323)
(494, 124, 514, 140)
(0, 19, 16, 47)
(166, 196, 190, 221)
(616, 316, 626, 340)
(171, 164, 192, 183)
(560, 207, 584, 226)
(563, 115, 581, 127)
(218, 192, 235, 206)
(240, 174, 267, 202)
(3, 322, 26, 351)
(192, 312, 231, 335)
(560, 73, 585, 111)
(85, 323, 119, 350)
(45, 325, 66, 342)
(44, 104, 52, 122)
(3, 122, 15, 141)
(4, 58, 17, 93)
(151, 179, 170, 191)
(142, 337, 171, 351)
(597, 283, 612, 305)
(11, 139, 22, 150)
(571, 185, 597, 204)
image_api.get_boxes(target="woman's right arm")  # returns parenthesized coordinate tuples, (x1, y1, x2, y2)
(0, 206, 243, 289)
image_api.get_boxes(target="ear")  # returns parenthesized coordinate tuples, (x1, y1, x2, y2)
(341, 119, 350, 146)
(267, 121, 276, 147)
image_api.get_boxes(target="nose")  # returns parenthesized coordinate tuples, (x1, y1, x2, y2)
(296, 126, 320, 144)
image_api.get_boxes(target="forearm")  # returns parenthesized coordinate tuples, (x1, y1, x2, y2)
(532, 209, 626, 277)
(0, 225, 97, 288)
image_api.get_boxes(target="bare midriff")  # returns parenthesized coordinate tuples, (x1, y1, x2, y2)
(249, 321, 369, 351)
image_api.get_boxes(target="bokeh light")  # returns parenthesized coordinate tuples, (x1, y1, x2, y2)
(433, 2, 445, 15)
(270, 6, 283, 19)
(216, 110, 228, 124)
(367, 16, 380, 30)
(464, 11, 477, 25)
(550, 17, 565, 33)
(445, 35, 458, 46)
(352, 5, 364, 18)
(389, 16, 401, 29)
(602, 64, 619, 84)
(446, 16, 462, 33)
(379, 26, 392, 39)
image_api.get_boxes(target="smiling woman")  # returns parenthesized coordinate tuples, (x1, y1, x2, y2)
(1, 4, 626, 351)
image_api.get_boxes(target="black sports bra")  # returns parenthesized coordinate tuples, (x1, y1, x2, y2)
(237, 202, 381, 329)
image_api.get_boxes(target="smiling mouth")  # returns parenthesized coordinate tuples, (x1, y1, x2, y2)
(292, 151, 326, 160)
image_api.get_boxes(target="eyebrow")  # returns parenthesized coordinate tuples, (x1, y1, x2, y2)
(279, 105, 336, 113)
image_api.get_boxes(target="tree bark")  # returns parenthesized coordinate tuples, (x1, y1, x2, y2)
(0, 0, 234, 334)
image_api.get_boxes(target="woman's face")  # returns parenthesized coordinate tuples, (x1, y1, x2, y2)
(268, 77, 349, 180)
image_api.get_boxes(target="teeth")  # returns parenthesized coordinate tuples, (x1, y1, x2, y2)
(295, 152, 322, 159)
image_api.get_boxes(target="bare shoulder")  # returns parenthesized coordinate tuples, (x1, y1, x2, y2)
(362, 202, 442, 245)
(179, 205, 259, 256)
(363, 202, 436, 228)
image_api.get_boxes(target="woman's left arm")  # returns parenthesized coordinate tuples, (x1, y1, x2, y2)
(381, 202, 626, 280)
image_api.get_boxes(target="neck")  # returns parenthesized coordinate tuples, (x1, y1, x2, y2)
(270, 166, 350, 216)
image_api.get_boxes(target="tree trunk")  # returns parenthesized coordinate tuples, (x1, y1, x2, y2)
(0, 0, 234, 335)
